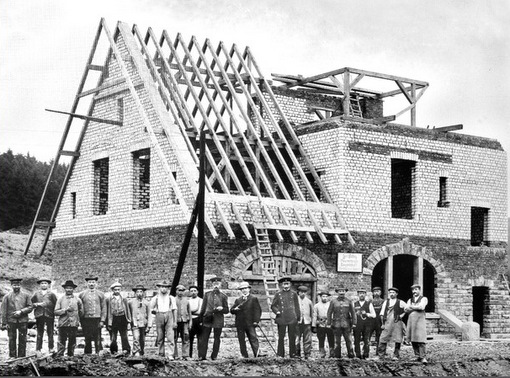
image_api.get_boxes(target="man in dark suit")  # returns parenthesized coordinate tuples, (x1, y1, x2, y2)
(198, 276, 229, 360)
(271, 276, 301, 358)
(230, 281, 262, 358)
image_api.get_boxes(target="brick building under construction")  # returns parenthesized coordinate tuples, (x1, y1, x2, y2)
(27, 19, 509, 338)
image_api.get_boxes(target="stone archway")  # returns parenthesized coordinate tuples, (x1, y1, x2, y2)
(230, 243, 329, 289)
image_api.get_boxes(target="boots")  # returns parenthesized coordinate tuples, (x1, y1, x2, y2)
(319, 347, 326, 358)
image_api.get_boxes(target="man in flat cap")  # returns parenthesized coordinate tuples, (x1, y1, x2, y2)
(312, 291, 334, 358)
(230, 281, 262, 358)
(150, 280, 177, 359)
(0, 278, 33, 359)
(369, 286, 384, 354)
(54, 280, 83, 356)
(105, 282, 131, 355)
(327, 286, 356, 358)
(198, 276, 229, 360)
(31, 278, 58, 354)
(271, 276, 301, 358)
(353, 289, 376, 359)
(188, 284, 203, 359)
(128, 284, 150, 356)
(405, 284, 428, 363)
(173, 284, 192, 360)
(377, 287, 406, 360)
(295, 285, 313, 359)
(79, 276, 106, 354)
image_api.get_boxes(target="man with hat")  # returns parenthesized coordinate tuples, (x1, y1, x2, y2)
(271, 276, 301, 358)
(128, 284, 150, 356)
(230, 281, 262, 358)
(312, 291, 334, 358)
(327, 286, 356, 358)
(369, 286, 384, 354)
(188, 284, 203, 358)
(150, 280, 177, 359)
(31, 277, 58, 354)
(173, 284, 192, 360)
(353, 288, 376, 359)
(0, 278, 33, 359)
(198, 276, 229, 360)
(54, 280, 83, 356)
(79, 275, 106, 354)
(404, 284, 428, 363)
(377, 287, 406, 360)
(295, 285, 313, 359)
(105, 282, 131, 355)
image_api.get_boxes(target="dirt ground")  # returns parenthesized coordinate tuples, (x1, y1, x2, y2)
(1, 331, 510, 376)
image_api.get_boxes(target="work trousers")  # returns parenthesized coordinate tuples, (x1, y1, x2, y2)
(370, 318, 382, 353)
(189, 317, 202, 357)
(132, 327, 146, 356)
(316, 327, 335, 357)
(378, 341, 401, 358)
(198, 326, 222, 360)
(277, 323, 297, 358)
(236, 325, 259, 358)
(82, 317, 102, 354)
(173, 322, 190, 358)
(109, 315, 131, 354)
(36, 316, 55, 351)
(295, 323, 312, 358)
(354, 321, 372, 358)
(332, 326, 354, 358)
(58, 327, 77, 356)
(411, 342, 426, 358)
(7, 322, 28, 358)
(155, 312, 175, 357)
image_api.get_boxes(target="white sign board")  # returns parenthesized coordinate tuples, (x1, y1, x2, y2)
(336, 253, 363, 273)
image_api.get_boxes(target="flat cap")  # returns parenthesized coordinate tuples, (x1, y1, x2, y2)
(110, 282, 122, 290)
(37, 278, 52, 284)
(9, 278, 22, 283)
(237, 281, 251, 290)
(84, 276, 98, 281)
(357, 288, 367, 293)
(278, 276, 292, 283)
(209, 276, 222, 282)
(372, 286, 382, 291)
(317, 291, 331, 296)
(156, 280, 171, 287)
(297, 285, 309, 292)
(335, 287, 348, 293)
(388, 287, 399, 293)
(176, 284, 186, 291)
(410, 284, 421, 290)
(132, 284, 147, 292)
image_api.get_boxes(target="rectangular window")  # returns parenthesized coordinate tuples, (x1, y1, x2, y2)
(133, 148, 150, 209)
(71, 192, 76, 219)
(438, 176, 449, 207)
(117, 98, 124, 123)
(471, 207, 489, 246)
(391, 159, 416, 219)
(169, 171, 178, 204)
(93, 158, 109, 215)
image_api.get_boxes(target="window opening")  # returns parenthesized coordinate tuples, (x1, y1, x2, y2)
(471, 207, 489, 246)
(117, 98, 124, 123)
(391, 159, 416, 219)
(438, 176, 449, 207)
(169, 171, 178, 204)
(71, 192, 76, 219)
(133, 149, 150, 210)
(93, 158, 109, 215)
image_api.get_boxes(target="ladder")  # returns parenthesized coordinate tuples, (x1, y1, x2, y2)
(254, 226, 279, 347)
(500, 273, 510, 294)
(349, 94, 363, 118)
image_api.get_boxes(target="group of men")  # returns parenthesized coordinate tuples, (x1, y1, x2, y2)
(0, 274, 428, 363)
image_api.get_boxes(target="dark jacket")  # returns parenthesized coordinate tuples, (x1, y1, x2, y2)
(200, 289, 229, 328)
(31, 290, 58, 318)
(1, 291, 33, 325)
(230, 294, 262, 328)
(271, 289, 300, 325)
(327, 296, 356, 329)
(105, 294, 131, 327)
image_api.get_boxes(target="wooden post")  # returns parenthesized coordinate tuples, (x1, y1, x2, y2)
(411, 82, 416, 127)
(386, 255, 393, 294)
(343, 71, 351, 116)
(197, 128, 206, 297)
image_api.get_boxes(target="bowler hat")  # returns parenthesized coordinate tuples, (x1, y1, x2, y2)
(85, 276, 98, 281)
(372, 286, 382, 291)
(156, 280, 171, 287)
(110, 282, 122, 290)
(237, 281, 251, 290)
(278, 276, 291, 283)
(209, 276, 222, 282)
(37, 278, 52, 284)
(388, 287, 399, 293)
(297, 285, 309, 293)
(62, 280, 77, 288)
(132, 284, 147, 292)
(410, 284, 421, 290)
(176, 284, 186, 291)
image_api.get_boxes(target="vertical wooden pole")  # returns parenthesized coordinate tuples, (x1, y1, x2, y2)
(343, 71, 351, 117)
(386, 255, 393, 294)
(197, 128, 206, 297)
(411, 83, 416, 127)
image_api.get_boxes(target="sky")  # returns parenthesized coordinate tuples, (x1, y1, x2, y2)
(1, 0, 509, 211)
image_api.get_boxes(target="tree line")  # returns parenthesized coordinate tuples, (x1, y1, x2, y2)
(0, 150, 67, 231)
